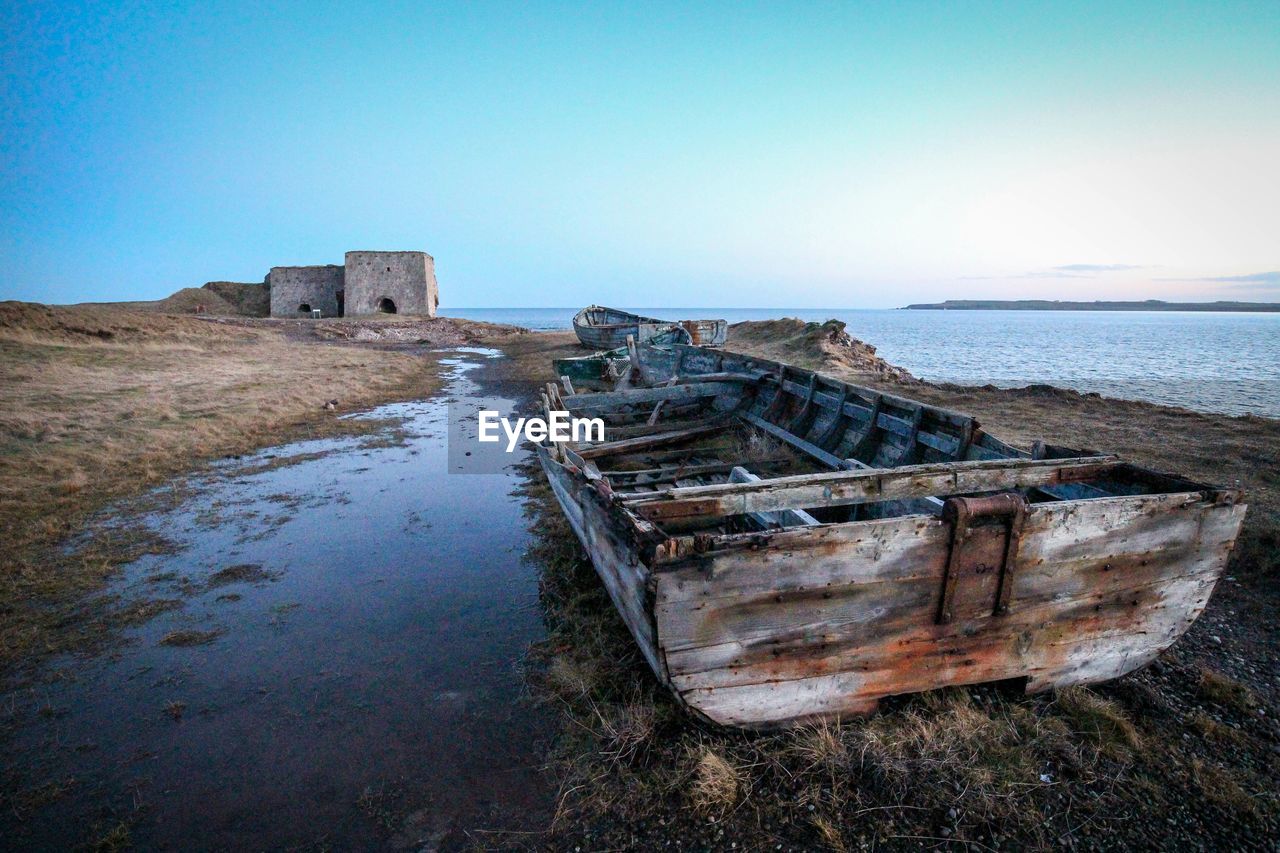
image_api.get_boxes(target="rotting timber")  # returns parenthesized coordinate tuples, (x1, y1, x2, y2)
(572, 305, 728, 350)
(535, 339, 1247, 729)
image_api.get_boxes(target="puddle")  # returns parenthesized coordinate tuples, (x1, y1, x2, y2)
(1, 348, 554, 849)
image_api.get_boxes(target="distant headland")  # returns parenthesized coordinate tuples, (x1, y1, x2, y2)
(901, 299, 1280, 312)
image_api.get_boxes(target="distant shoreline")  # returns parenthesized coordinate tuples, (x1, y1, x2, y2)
(901, 299, 1280, 312)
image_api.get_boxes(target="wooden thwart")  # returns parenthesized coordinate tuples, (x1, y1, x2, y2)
(625, 455, 1118, 521)
(576, 418, 733, 460)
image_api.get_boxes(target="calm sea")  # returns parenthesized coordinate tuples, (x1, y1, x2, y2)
(443, 307, 1280, 418)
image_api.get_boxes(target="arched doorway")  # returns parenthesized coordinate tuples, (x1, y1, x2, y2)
(377, 297, 397, 314)
(298, 303, 312, 314)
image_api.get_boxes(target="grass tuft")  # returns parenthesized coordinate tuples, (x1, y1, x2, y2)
(1197, 667, 1258, 712)
(1053, 686, 1143, 758)
(158, 628, 223, 647)
(688, 746, 743, 813)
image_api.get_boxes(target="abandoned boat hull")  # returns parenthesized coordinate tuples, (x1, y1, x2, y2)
(553, 326, 693, 391)
(535, 342, 1247, 728)
(648, 484, 1242, 726)
(572, 305, 728, 350)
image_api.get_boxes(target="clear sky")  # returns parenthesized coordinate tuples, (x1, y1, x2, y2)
(2, 1, 1278, 308)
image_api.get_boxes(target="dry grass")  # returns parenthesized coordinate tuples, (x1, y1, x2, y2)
(0, 301, 482, 677)
(725, 318, 914, 382)
(1197, 667, 1259, 712)
(687, 746, 743, 813)
(1188, 757, 1264, 817)
(0, 303, 437, 551)
(1188, 710, 1247, 746)
(158, 628, 224, 647)
(84, 821, 132, 852)
(1053, 686, 1143, 759)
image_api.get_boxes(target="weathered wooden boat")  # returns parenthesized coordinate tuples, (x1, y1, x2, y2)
(553, 326, 693, 391)
(536, 340, 1246, 728)
(572, 305, 728, 350)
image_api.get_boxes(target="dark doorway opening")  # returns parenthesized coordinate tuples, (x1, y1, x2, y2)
(298, 303, 312, 314)
(378, 297, 397, 314)
(335, 290, 345, 317)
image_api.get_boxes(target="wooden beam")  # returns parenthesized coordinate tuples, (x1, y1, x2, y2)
(602, 415, 725, 440)
(563, 381, 740, 410)
(577, 419, 733, 460)
(603, 456, 793, 484)
(625, 456, 1119, 521)
(738, 411, 856, 470)
(729, 467, 819, 528)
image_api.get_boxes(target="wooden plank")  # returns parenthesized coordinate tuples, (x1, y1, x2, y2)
(772, 373, 971, 432)
(597, 399, 708, 425)
(787, 374, 818, 434)
(658, 531, 1225, 656)
(812, 386, 850, 451)
(563, 381, 740, 410)
(738, 411, 854, 470)
(651, 496, 1242, 727)
(628, 456, 1118, 521)
(656, 514, 948, 600)
(600, 414, 722, 440)
(647, 343, 977, 430)
(666, 567, 1222, 696)
(728, 467, 819, 528)
(576, 419, 733, 460)
(604, 456, 793, 485)
(537, 445, 666, 679)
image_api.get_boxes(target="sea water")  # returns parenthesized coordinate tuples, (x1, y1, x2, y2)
(446, 307, 1280, 418)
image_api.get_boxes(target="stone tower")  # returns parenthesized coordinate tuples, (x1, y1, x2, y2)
(343, 251, 438, 317)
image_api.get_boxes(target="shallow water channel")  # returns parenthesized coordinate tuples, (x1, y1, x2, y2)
(2, 349, 555, 849)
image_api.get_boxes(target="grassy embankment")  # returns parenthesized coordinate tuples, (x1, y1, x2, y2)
(497, 321, 1280, 850)
(0, 301, 519, 677)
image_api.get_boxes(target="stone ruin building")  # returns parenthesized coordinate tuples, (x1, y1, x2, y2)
(263, 250, 439, 318)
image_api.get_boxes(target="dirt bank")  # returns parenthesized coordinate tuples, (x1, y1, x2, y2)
(500, 321, 1280, 851)
(726, 318, 915, 382)
(0, 302, 523, 678)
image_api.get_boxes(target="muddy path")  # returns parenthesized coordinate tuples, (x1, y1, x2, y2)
(0, 348, 554, 850)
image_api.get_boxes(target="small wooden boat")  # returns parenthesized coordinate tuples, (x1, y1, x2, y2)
(572, 305, 728, 350)
(553, 326, 693, 391)
(537, 340, 1246, 728)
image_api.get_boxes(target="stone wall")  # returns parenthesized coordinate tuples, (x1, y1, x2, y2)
(267, 266, 344, 318)
(343, 251, 438, 317)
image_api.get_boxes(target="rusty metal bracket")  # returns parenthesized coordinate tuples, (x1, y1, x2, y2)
(937, 493, 1028, 624)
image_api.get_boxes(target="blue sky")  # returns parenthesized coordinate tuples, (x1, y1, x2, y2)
(2, 1, 1278, 308)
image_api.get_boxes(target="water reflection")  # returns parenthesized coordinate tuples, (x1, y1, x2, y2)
(2, 349, 553, 850)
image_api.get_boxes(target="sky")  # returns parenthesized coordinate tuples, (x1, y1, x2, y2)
(2, 1, 1278, 309)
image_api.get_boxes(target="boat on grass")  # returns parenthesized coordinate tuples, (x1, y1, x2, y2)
(536, 340, 1246, 728)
